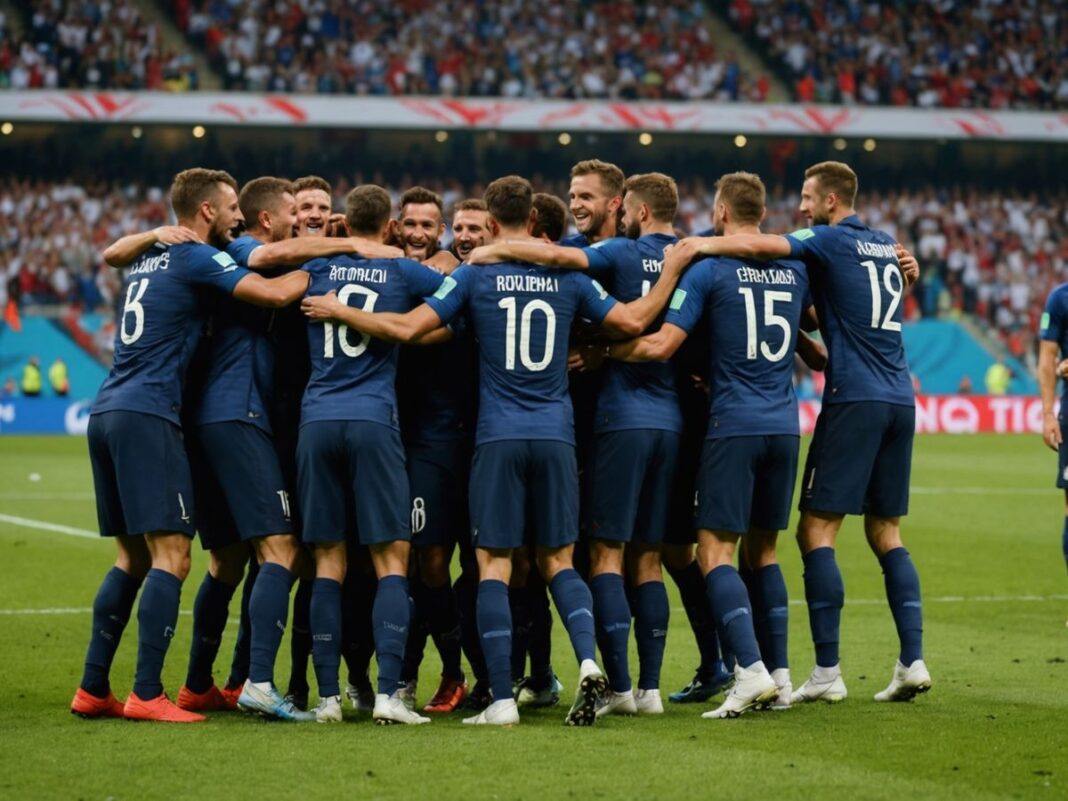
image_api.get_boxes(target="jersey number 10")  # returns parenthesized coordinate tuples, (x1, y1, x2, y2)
(498, 296, 556, 372)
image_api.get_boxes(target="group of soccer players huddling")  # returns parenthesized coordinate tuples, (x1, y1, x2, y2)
(69, 155, 934, 727)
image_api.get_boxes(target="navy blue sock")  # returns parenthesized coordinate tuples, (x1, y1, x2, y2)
(310, 577, 342, 698)
(81, 566, 142, 697)
(454, 568, 488, 684)
(425, 582, 464, 680)
(509, 582, 533, 681)
(248, 562, 295, 684)
(756, 564, 789, 672)
(704, 565, 761, 669)
(226, 559, 256, 689)
(373, 575, 411, 696)
(549, 568, 596, 664)
(880, 547, 923, 666)
(633, 580, 669, 691)
(1063, 518, 1068, 573)
(527, 571, 554, 685)
(132, 568, 183, 700)
(185, 573, 238, 693)
(401, 579, 429, 683)
(739, 560, 768, 660)
(802, 547, 844, 668)
(667, 560, 724, 677)
(590, 572, 631, 692)
(287, 577, 313, 696)
(477, 579, 514, 702)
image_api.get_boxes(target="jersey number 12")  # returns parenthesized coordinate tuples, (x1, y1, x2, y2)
(862, 260, 903, 332)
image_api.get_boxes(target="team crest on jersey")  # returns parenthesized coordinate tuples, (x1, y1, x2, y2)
(790, 228, 815, 241)
(213, 251, 238, 271)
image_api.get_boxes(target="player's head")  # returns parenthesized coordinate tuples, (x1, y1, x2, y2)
(569, 159, 624, 239)
(170, 168, 242, 248)
(531, 193, 568, 242)
(800, 161, 857, 225)
(344, 184, 393, 240)
(621, 172, 678, 239)
(396, 186, 445, 260)
(712, 171, 766, 235)
(451, 198, 490, 260)
(239, 176, 296, 243)
(292, 175, 333, 237)
(483, 175, 534, 236)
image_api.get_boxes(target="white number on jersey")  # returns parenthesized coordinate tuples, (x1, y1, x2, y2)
(323, 284, 379, 359)
(862, 260, 903, 332)
(738, 288, 793, 362)
(120, 278, 149, 345)
(498, 296, 556, 372)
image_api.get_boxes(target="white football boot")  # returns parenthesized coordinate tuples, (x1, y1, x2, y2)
(345, 681, 374, 713)
(634, 688, 664, 715)
(373, 692, 431, 725)
(565, 660, 608, 726)
(791, 664, 848, 704)
(314, 695, 343, 723)
(768, 668, 792, 711)
(595, 689, 637, 718)
(874, 660, 932, 702)
(702, 662, 778, 719)
(462, 698, 520, 726)
(396, 680, 418, 711)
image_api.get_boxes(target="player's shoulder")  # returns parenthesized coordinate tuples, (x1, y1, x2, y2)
(226, 234, 261, 259)
(1047, 282, 1068, 303)
(301, 255, 333, 273)
(181, 242, 233, 268)
(558, 233, 588, 248)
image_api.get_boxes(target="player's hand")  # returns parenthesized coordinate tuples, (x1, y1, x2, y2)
(568, 344, 605, 372)
(1056, 359, 1068, 379)
(1043, 412, 1062, 452)
(467, 244, 499, 265)
(663, 238, 700, 275)
(301, 291, 343, 321)
(153, 226, 202, 245)
(327, 213, 350, 237)
(896, 244, 920, 286)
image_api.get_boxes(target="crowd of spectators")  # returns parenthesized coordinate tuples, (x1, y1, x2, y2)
(173, 0, 769, 100)
(0, 0, 198, 90)
(2, 176, 1063, 370)
(727, 0, 1067, 109)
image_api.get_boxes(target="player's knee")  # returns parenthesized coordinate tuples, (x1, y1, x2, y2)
(589, 539, 624, 576)
(627, 548, 663, 584)
(477, 548, 513, 583)
(695, 530, 736, 574)
(257, 533, 300, 570)
(535, 545, 574, 581)
(796, 512, 839, 553)
(115, 538, 151, 578)
(417, 546, 451, 587)
(746, 528, 780, 568)
(660, 543, 693, 573)
(864, 515, 903, 556)
(210, 543, 248, 585)
(314, 543, 348, 582)
(370, 540, 409, 579)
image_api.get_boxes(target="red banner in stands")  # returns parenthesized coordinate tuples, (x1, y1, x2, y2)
(799, 395, 1047, 435)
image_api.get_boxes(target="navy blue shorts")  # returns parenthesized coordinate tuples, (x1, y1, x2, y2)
(696, 435, 800, 534)
(800, 401, 914, 518)
(586, 430, 679, 544)
(190, 421, 292, 551)
(297, 420, 410, 546)
(87, 411, 195, 538)
(469, 440, 578, 550)
(1057, 417, 1068, 489)
(664, 413, 707, 546)
(407, 439, 471, 548)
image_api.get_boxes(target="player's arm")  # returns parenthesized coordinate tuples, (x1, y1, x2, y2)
(896, 244, 920, 287)
(607, 323, 689, 363)
(597, 239, 696, 337)
(246, 236, 403, 269)
(232, 270, 311, 309)
(796, 331, 827, 371)
(101, 226, 202, 267)
(468, 241, 589, 270)
(1038, 340, 1061, 452)
(301, 291, 443, 343)
(424, 250, 461, 274)
(800, 305, 820, 332)
(685, 233, 792, 261)
(411, 326, 454, 345)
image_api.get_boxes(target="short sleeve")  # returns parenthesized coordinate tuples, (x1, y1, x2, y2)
(401, 258, 447, 299)
(663, 261, 713, 333)
(785, 227, 829, 267)
(576, 274, 617, 325)
(226, 236, 261, 267)
(424, 264, 472, 325)
(582, 238, 624, 278)
(1041, 289, 1065, 343)
(189, 246, 251, 294)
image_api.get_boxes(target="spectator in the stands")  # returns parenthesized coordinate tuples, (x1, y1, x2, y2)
(49, 358, 69, 397)
(985, 357, 1012, 395)
(20, 356, 41, 397)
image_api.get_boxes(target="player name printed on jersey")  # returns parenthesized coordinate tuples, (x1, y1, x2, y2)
(641, 259, 662, 273)
(495, 274, 560, 293)
(735, 265, 800, 285)
(328, 264, 389, 284)
(127, 251, 170, 275)
(856, 241, 898, 260)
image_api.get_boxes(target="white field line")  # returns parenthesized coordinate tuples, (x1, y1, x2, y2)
(911, 487, 1049, 495)
(0, 512, 97, 539)
(0, 492, 94, 501)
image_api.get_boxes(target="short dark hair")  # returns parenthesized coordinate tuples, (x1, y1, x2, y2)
(400, 186, 444, 216)
(344, 185, 393, 236)
(624, 173, 678, 223)
(238, 176, 294, 225)
(170, 168, 237, 219)
(531, 193, 568, 242)
(804, 161, 858, 207)
(453, 198, 487, 214)
(570, 159, 625, 199)
(714, 171, 766, 225)
(291, 175, 332, 196)
(483, 175, 533, 227)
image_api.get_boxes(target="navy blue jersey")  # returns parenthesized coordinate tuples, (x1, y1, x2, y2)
(300, 256, 444, 428)
(665, 256, 809, 438)
(425, 262, 617, 445)
(190, 235, 276, 432)
(559, 233, 589, 248)
(583, 233, 681, 434)
(93, 242, 250, 425)
(1040, 283, 1068, 400)
(786, 216, 913, 406)
(397, 320, 478, 444)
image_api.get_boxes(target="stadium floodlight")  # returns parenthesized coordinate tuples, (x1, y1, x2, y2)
(435, 130, 449, 143)
(864, 138, 877, 152)
(833, 137, 847, 151)
(558, 132, 572, 146)
(1, 122, 12, 135)
(131, 127, 143, 139)
(192, 125, 206, 139)
(734, 134, 747, 148)
(638, 132, 653, 146)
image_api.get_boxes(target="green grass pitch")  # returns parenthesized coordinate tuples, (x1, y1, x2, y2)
(0, 433, 1065, 800)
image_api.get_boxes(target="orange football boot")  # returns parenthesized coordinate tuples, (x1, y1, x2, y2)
(177, 683, 236, 712)
(124, 692, 206, 722)
(423, 676, 469, 713)
(218, 684, 242, 710)
(70, 688, 126, 719)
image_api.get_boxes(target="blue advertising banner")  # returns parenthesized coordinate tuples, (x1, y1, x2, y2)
(0, 398, 93, 434)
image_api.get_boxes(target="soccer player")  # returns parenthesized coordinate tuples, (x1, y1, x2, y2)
(302, 175, 691, 726)
(678, 161, 931, 703)
(451, 198, 491, 262)
(297, 184, 450, 725)
(469, 172, 686, 716)
(1037, 288, 1068, 589)
(71, 168, 309, 722)
(532, 193, 569, 243)
(392, 187, 473, 713)
(606, 171, 817, 717)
